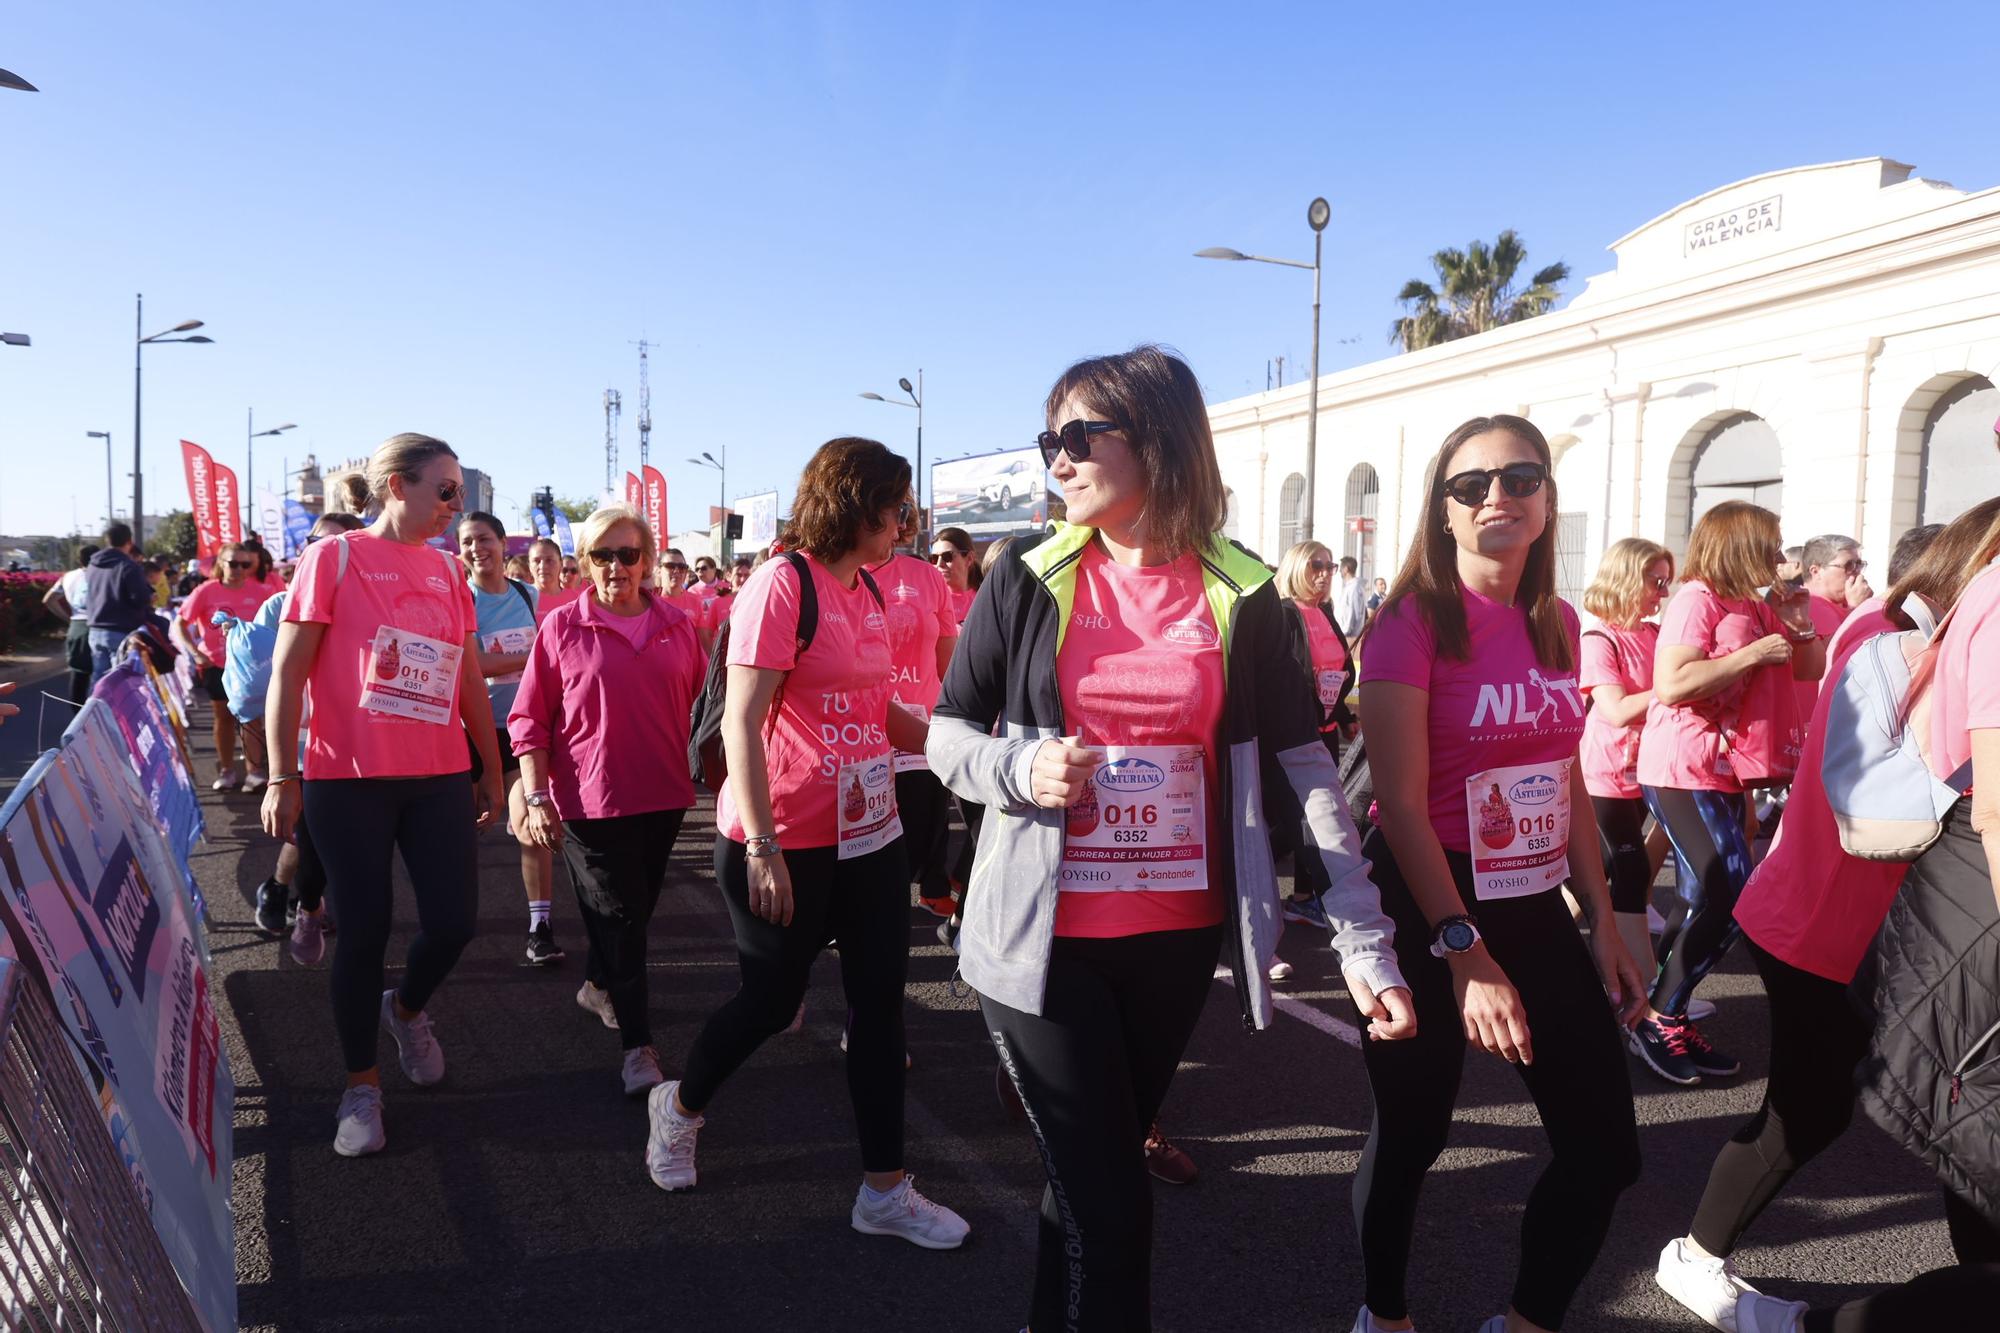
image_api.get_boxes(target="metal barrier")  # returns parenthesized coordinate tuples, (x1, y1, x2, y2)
(0, 957, 204, 1332)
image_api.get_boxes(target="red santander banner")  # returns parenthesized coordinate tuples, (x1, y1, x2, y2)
(213, 464, 243, 548)
(640, 466, 668, 544)
(181, 440, 222, 559)
(624, 471, 643, 515)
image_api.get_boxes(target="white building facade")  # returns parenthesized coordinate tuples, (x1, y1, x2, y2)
(1210, 158, 2000, 600)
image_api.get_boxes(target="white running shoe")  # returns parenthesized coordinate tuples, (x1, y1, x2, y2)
(644, 1080, 702, 1191)
(1268, 957, 1295, 982)
(849, 1175, 970, 1250)
(379, 990, 445, 1086)
(243, 768, 269, 792)
(621, 1046, 664, 1097)
(1347, 1307, 1417, 1333)
(1733, 1292, 1806, 1333)
(333, 1084, 385, 1157)
(289, 908, 329, 967)
(211, 770, 242, 792)
(576, 981, 620, 1030)
(1656, 1235, 1757, 1330)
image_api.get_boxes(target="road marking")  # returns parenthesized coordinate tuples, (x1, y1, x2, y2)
(1214, 967, 1362, 1049)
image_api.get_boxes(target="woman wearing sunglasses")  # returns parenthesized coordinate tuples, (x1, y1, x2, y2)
(929, 526, 982, 623)
(526, 537, 582, 622)
(509, 506, 704, 1093)
(1577, 537, 1676, 1026)
(1633, 501, 1823, 1085)
(645, 437, 970, 1250)
(178, 540, 278, 791)
(261, 433, 505, 1158)
(654, 547, 714, 655)
(928, 347, 1412, 1329)
(1354, 414, 1646, 1333)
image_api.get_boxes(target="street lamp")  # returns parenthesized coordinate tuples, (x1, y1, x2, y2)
(860, 370, 923, 536)
(246, 412, 296, 539)
(0, 332, 28, 347)
(689, 449, 726, 554)
(1197, 196, 1331, 540)
(133, 295, 213, 548)
(87, 432, 113, 529)
(0, 69, 36, 92)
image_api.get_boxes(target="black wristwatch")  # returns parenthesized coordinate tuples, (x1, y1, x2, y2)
(1429, 914, 1482, 959)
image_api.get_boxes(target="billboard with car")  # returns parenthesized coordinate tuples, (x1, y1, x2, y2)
(930, 446, 1058, 539)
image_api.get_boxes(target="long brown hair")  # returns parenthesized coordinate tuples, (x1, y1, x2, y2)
(1886, 498, 2000, 630)
(1683, 501, 1783, 602)
(1371, 414, 1572, 670)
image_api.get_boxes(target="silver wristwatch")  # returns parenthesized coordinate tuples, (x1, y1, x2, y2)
(745, 834, 782, 858)
(524, 790, 554, 810)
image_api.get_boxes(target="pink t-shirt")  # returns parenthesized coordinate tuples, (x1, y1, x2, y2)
(1929, 562, 2000, 781)
(867, 553, 960, 716)
(1298, 599, 1348, 733)
(533, 585, 583, 623)
(1579, 622, 1658, 799)
(1055, 544, 1226, 938)
(1734, 599, 1907, 981)
(179, 579, 275, 661)
(1636, 580, 1775, 794)
(1793, 593, 1850, 729)
(716, 555, 898, 849)
(949, 584, 977, 623)
(661, 589, 707, 631)
(1360, 589, 1586, 851)
(285, 532, 476, 780)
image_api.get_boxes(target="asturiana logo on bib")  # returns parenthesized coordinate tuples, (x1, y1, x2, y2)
(862, 760, 893, 789)
(401, 641, 441, 666)
(1508, 772, 1562, 806)
(1097, 757, 1165, 793)
(1163, 618, 1217, 647)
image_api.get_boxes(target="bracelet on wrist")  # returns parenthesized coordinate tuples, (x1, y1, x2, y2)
(266, 773, 302, 787)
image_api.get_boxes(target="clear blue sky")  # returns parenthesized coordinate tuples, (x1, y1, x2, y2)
(3, 1, 1995, 541)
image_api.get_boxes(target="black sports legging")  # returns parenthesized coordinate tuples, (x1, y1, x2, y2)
(1590, 794, 1651, 917)
(304, 775, 479, 1074)
(982, 924, 1220, 1332)
(680, 837, 910, 1172)
(894, 768, 952, 899)
(1641, 785, 1751, 1017)
(562, 808, 687, 1051)
(1354, 830, 1640, 1331)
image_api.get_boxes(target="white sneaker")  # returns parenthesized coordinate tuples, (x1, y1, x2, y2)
(211, 770, 241, 792)
(333, 1084, 385, 1157)
(621, 1046, 664, 1097)
(576, 981, 620, 1030)
(1734, 1292, 1806, 1333)
(1687, 996, 1718, 1022)
(644, 1080, 702, 1191)
(839, 1028, 912, 1070)
(243, 769, 269, 792)
(379, 989, 445, 1086)
(1348, 1307, 1417, 1333)
(849, 1175, 970, 1250)
(1656, 1236, 1757, 1330)
(1268, 957, 1295, 982)
(289, 908, 328, 967)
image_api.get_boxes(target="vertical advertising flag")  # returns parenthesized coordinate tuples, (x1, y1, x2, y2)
(550, 509, 575, 556)
(211, 466, 242, 547)
(281, 498, 312, 558)
(641, 465, 668, 546)
(624, 471, 643, 514)
(179, 441, 223, 559)
(252, 485, 286, 550)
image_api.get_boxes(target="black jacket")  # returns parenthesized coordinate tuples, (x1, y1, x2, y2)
(1857, 799, 2000, 1222)
(85, 547, 154, 634)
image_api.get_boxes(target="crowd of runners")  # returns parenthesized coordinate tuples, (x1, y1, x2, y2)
(78, 343, 2000, 1332)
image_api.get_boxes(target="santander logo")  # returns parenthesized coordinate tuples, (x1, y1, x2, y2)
(1163, 618, 1217, 648)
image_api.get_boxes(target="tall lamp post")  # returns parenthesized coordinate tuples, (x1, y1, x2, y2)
(0, 332, 28, 347)
(87, 432, 113, 528)
(246, 411, 296, 540)
(1197, 197, 1330, 541)
(689, 449, 725, 558)
(133, 294, 213, 548)
(860, 371, 923, 537)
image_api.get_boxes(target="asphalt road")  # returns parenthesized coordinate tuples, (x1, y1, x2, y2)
(188, 702, 1961, 1333)
(0, 659, 76, 791)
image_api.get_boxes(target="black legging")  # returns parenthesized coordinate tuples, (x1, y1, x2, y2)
(1804, 1263, 2000, 1331)
(894, 768, 952, 899)
(1353, 831, 1640, 1330)
(680, 837, 910, 1172)
(293, 803, 327, 913)
(982, 925, 1220, 1332)
(305, 775, 479, 1074)
(1641, 786, 1751, 1016)
(1690, 937, 1870, 1256)
(562, 809, 687, 1051)
(1590, 794, 1651, 916)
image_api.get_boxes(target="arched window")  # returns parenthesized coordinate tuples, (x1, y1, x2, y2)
(1277, 473, 1306, 552)
(1342, 463, 1381, 582)
(1689, 413, 1782, 530)
(1918, 377, 2000, 525)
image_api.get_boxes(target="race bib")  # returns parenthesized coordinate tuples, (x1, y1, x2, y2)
(1465, 759, 1572, 901)
(893, 703, 929, 773)
(360, 626, 462, 725)
(836, 754, 902, 860)
(1317, 667, 1345, 712)
(1059, 745, 1207, 894)
(481, 626, 534, 686)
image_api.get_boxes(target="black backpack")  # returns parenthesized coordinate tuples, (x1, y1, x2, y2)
(687, 551, 883, 793)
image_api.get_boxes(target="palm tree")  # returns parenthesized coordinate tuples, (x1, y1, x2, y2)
(1390, 229, 1569, 352)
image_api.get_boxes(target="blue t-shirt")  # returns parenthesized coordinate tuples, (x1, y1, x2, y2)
(469, 580, 539, 723)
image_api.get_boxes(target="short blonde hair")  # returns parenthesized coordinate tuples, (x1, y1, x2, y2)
(1582, 537, 1674, 628)
(575, 505, 655, 572)
(1684, 501, 1782, 601)
(1275, 540, 1334, 602)
(365, 433, 458, 505)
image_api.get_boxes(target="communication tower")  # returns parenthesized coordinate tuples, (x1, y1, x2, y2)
(602, 388, 622, 495)
(631, 338, 655, 468)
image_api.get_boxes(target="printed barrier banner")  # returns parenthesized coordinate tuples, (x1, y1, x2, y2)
(0, 739, 236, 1332)
(83, 672, 206, 906)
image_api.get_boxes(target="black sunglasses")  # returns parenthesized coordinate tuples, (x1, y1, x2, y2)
(431, 479, 464, 504)
(1036, 419, 1117, 467)
(929, 550, 957, 565)
(1307, 557, 1333, 573)
(663, 561, 688, 572)
(588, 546, 644, 568)
(1442, 461, 1547, 508)
(227, 558, 257, 570)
